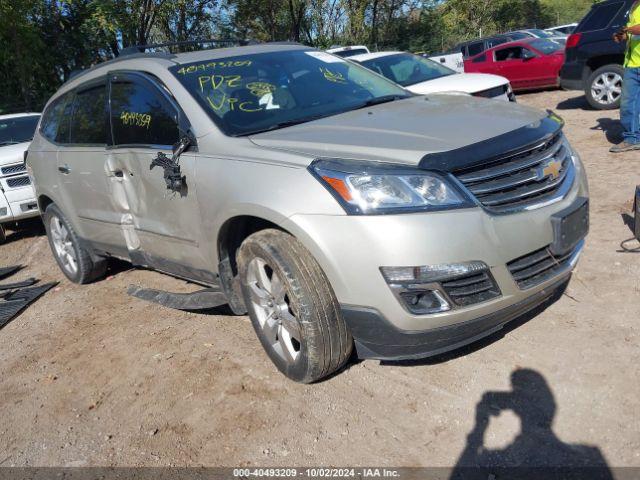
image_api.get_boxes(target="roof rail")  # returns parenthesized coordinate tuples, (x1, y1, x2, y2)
(119, 38, 256, 56)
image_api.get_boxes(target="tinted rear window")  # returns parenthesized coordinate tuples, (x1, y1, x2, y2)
(41, 93, 72, 143)
(69, 85, 107, 144)
(577, 2, 624, 32)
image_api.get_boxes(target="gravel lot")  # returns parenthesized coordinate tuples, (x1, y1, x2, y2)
(0, 89, 638, 470)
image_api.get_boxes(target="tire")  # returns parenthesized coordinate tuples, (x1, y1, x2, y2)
(585, 64, 624, 110)
(237, 229, 353, 383)
(43, 203, 107, 284)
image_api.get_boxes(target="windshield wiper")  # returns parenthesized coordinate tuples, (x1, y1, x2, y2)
(0, 141, 20, 146)
(240, 113, 331, 136)
(354, 94, 410, 110)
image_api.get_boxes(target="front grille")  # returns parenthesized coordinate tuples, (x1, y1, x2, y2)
(454, 133, 573, 212)
(1, 164, 27, 175)
(6, 176, 31, 188)
(473, 85, 508, 99)
(441, 271, 501, 307)
(507, 243, 580, 290)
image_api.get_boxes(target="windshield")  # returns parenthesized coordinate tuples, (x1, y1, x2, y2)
(360, 53, 455, 87)
(0, 115, 40, 146)
(530, 39, 562, 55)
(170, 49, 410, 136)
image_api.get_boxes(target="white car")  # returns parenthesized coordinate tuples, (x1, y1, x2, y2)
(424, 51, 465, 73)
(0, 113, 41, 241)
(350, 51, 515, 102)
(545, 23, 577, 36)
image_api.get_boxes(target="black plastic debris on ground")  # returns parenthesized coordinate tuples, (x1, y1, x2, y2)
(0, 265, 57, 329)
(0, 265, 22, 280)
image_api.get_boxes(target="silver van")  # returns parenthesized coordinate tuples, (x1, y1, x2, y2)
(27, 43, 589, 382)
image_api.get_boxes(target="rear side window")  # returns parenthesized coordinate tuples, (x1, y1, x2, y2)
(110, 80, 179, 147)
(69, 85, 107, 145)
(578, 2, 624, 32)
(41, 93, 73, 144)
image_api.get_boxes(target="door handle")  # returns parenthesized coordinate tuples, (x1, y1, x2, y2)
(58, 165, 71, 174)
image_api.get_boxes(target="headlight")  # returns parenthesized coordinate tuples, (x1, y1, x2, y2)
(310, 159, 473, 215)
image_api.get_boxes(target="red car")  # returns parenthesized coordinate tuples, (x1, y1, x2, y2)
(464, 38, 565, 91)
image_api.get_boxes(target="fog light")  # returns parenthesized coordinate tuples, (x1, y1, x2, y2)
(399, 289, 450, 315)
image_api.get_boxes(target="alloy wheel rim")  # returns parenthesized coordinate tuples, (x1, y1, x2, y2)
(246, 257, 301, 364)
(50, 216, 78, 275)
(591, 73, 622, 105)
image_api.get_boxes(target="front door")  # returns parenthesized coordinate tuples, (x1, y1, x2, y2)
(106, 73, 210, 280)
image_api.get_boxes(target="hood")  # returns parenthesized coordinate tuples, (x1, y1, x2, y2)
(249, 95, 547, 168)
(406, 73, 508, 95)
(0, 141, 30, 166)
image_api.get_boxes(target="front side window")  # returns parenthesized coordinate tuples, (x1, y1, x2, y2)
(69, 85, 107, 145)
(110, 80, 179, 147)
(0, 115, 40, 146)
(170, 49, 410, 136)
(361, 53, 455, 87)
(495, 47, 527, 62)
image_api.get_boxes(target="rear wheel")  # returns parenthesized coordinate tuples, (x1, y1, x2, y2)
(585, 64, 624, 110)
(237, 229, 352, 383)
(43, 204, 106, 284)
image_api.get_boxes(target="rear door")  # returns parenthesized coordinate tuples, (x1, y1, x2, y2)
(55, 80, 128, 251)
(106, 72, 208, 278)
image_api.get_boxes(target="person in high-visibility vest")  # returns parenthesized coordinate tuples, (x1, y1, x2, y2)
(611, 0, 640, 152)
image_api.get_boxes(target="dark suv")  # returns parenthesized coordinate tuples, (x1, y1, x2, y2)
(560, 0, 633, 109)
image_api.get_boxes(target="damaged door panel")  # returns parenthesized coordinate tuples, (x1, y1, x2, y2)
(107, 72, 209, 276)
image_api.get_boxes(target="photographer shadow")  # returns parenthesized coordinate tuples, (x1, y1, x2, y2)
(450, 369, 613, 480)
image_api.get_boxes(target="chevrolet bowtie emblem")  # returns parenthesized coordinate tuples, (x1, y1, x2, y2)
(539, 159, 562, 181)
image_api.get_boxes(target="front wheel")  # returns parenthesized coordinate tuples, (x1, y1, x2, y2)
(237, 229, 353, 383)
(585, 64, 624, 110)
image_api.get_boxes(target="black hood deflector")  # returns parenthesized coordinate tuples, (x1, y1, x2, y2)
(419, 112, 563, 173)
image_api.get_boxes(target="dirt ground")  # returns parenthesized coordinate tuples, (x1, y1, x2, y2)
(0, 89, 639, 470)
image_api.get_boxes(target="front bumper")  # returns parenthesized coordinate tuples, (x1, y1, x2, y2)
(342, 275, 570, 360)
(283, 151, 588, 358)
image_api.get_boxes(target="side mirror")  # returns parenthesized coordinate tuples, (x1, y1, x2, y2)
(523, 51, 537, 60)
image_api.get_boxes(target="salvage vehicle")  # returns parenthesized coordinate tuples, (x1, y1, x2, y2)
(465, 38, 565, 91)
(560, 0, 634, 110)
(0, 113, 41, 242)
(350, 51, 515, 101)
(28, 42, 589, 383)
